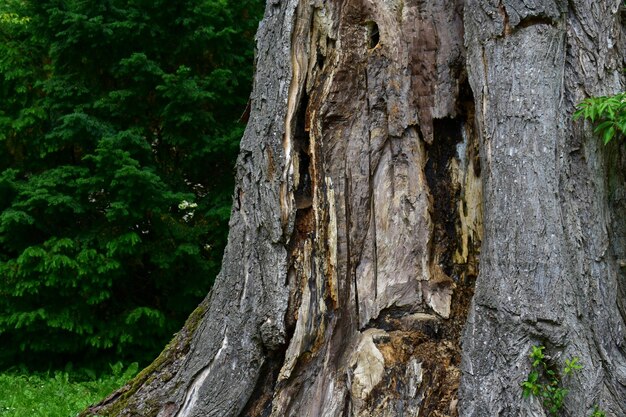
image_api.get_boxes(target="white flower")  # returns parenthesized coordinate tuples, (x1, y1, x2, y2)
(178, 200, 198, 210)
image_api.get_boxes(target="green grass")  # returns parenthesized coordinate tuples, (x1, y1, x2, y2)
(0, 363, 137, 417)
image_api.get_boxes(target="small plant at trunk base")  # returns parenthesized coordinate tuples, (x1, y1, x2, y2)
(590, 406, 607, 417)
(521, 345, 582, 416)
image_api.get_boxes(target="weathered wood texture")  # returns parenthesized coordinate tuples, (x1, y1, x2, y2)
(85, 0, 480, 416)
(257, 0, 479, 415)
(459, 0, 626, 416)
(84, 0, 626, 416)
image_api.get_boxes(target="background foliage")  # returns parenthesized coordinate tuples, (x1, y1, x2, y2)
(0, 0, 263, 369)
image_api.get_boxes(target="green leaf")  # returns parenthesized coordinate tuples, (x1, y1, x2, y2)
(564, 357, 583, 375)
(603, 126, 616, 144)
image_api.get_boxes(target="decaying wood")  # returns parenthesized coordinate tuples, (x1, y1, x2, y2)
(83, 1, 625, 416)
(259, 2, 481, 415)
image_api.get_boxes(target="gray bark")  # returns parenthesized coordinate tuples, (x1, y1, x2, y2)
(83, 1, 625, 417)
(459, 1, 626, 416)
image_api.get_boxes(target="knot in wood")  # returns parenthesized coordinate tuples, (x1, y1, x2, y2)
(260, 318, 285, 351)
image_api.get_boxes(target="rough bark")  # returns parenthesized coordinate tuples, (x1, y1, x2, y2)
(83, 1, 625, 417)
(459, 1, 626, 416)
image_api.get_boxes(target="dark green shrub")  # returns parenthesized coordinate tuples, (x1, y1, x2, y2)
(0, 0, 263, 369)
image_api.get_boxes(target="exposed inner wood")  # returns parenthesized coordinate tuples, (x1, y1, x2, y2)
(243, 0, 480, 415)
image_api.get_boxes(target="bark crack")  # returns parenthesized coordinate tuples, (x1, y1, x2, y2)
(498, 0, 511, 36)
(496, 1, 558, 38)
(364, 66, 379, 311)
(175, 333, 229, 417)
(346, 169, 359, 320)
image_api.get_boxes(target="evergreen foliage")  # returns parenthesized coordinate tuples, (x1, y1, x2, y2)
(0, 0, 263, 369)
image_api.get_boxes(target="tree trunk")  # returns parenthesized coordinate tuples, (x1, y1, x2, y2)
(459, 1, 626, 416)
(84, 1, 625, 416)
